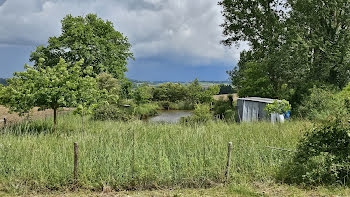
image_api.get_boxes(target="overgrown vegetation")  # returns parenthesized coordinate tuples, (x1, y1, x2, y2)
(220, 0, 350, 108)
(296, 84, 350, 123)
(279, 123, 350, 185)
(212, 96, 236, 121)
(0, 114, 310, 193)
(149, 79, 220, 110)
(1, 3, 350, 195)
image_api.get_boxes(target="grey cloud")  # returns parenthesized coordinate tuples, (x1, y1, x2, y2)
(0, 0, 248, 65)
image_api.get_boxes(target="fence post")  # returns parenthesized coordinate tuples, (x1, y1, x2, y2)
(3, 118, 6, 127)
(74, 142, 78, 187)
(224, 142, 233, 184)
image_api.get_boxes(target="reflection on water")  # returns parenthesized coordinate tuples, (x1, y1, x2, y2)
(148, 110, 192, 123)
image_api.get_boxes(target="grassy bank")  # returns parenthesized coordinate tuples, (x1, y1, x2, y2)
(0, 114, 310, 194)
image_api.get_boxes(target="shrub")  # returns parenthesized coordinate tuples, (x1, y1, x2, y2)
(132, 83, 153, 104)
(158, 101, 171, 110)
(264, 100, 291, 115)
(133, 103, 159, 119)
(296, 86, 344, 122)
(212, 99, 236, 121)
(92, 104, 133, 121)
(168, 101, 194, 110)
(182, 104, 212, 123)
(278, 123, 350, 185)
(224, 109, 236, 121)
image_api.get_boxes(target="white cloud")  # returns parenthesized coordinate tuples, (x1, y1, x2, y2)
(0, 0, 249, 65)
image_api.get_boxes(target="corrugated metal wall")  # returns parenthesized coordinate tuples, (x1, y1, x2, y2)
(237, 100, 272, 122)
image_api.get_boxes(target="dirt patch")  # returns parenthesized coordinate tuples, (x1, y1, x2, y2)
(213, 94, 238, 101)
(0, 105, 71, 125)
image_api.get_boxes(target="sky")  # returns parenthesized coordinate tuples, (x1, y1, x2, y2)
(0, 0, 249, 82)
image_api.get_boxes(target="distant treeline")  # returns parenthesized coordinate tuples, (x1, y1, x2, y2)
(128, 78, 231, 85)
(0, 78, 7, 86)
(218, 84, 236, 94)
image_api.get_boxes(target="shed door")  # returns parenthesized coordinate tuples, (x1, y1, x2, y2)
(243, 101, 259, 122)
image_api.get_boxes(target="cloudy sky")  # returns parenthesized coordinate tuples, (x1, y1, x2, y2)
(0, 0, 248, 81)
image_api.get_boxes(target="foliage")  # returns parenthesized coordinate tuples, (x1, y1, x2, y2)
(132, 83, 153, 104)
(279, 123, 350, 185)
(264, 100, 291, 115)
(132, 103, 159, 119)
(0, 58, 98, 128)
(182, 104, 212, 123)
(120, 79, 133, 99)
(152, 83, 188, 103)
(130, 79, 220, 108)
(186, 79, 220, 104)
(168, 101, 194, 110)
(96, 73, 120, 105)
(236, 61, 275, 98)
(220, 0, 350, 107)
(219, 84, 236, 94)
(92, 101, 158, 121)
(92, 104, 133, 121)
(213, 99, 236, 121)
(296, 86, 349, 122)
(186, 79, 204, 104)
(30, 14, 134, 79)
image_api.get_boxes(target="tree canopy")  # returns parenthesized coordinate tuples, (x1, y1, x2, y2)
(220, 0, 350, 107)
(0, 58, 98, 130)
(30, 14, 134, 79)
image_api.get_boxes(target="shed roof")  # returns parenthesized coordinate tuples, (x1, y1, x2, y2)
(238, 97, 281, 104)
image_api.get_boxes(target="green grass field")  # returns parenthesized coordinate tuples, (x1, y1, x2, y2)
(1, 114, 341, 196)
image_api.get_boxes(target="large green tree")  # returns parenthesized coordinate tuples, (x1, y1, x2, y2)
(0, 58, 98, 131)
(30, 14, 134, 79)
(220, 0, 350, 106)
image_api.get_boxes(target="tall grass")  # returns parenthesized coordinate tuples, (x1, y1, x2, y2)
(0, 114, 311, 193)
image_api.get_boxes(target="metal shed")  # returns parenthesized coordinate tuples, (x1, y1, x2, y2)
(236, 97, 285, 123)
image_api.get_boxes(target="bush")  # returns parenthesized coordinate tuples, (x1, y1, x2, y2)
(133, 103, 159, 119)
(212, 99, 236, 121)
(278, 123, 350, 185)
(168, 101, 194, 110)
(182, 104, 212, 123)
(92, 104, 133, 121)
(158, 101, 171, 110)
(297, 86, 345, 122)
(264, 100, 291, 115)
(224, 109, 236, 121)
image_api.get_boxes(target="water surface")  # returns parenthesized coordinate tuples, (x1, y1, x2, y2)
(148, 110, 192, 123)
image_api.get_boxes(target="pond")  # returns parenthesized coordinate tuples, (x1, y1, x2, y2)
(147, 110, 193, 123)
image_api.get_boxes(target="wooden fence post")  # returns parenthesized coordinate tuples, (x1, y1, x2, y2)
(224, 142, 233, 184)
(74, 142, 78, 187)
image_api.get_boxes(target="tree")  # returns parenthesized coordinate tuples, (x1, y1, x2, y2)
(30, 14, 134, 79)
(0, 58, 98, 131)
(132, 83, 153, 104)
(73, 68, 99, 135)
(219, 84, 235, 94)
(152, 83, 188, 102)
(187, 79, 203, 104)
(186, 79, 220, 104)
(96, 72, 120, 104)
(220, 0, 350, 107)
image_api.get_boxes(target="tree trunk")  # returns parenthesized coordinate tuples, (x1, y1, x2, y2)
(53, 107, 57, 132)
